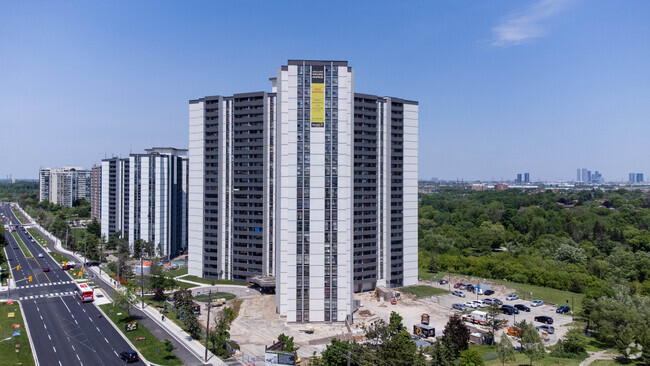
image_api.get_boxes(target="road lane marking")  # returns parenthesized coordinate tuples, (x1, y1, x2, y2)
(71, 345, 75, 351)
(61, 297, 72, 314)
(104, 338, 108, 343)
(53, 346, 56, 353)
(76, 354, 80, 361)
(74, 320, 78, 325)
(96, 327, 100, 332)
(40, 315, 43, 320)
(44, 324, 47, 329)
(48, 334, 51, 340)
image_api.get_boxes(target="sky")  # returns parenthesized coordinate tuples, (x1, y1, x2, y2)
(1, 0, 649, 182)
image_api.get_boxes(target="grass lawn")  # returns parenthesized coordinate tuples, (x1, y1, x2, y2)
(48, 252, 71, 265)
(174, 281, 198, 290)
(70, 228, 86, 242)
(471, 344, 583, 366)
(11, 232, 32, 258)
(142, 295, 187, 333)
(420, 269, 585, 313)
(194, 292, 236, 302)
(99, 303, 182, 365)
(166, 267, 188, 277)
(0, 302, 35, 366)
(590, 360, 640, 366)
(400, 285, 449, 298)
(180, 275, 247, 286)
(11, 209, 29, 224)
(27, 229, 47, 248)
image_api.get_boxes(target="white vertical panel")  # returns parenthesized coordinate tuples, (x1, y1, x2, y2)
(188, 101, 205, 277)
(402, 103, 419, 286)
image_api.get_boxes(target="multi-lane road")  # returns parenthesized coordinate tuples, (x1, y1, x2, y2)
(1, 202, 143, 365)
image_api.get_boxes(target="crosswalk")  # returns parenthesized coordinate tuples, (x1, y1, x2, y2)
(19, 291, 76, 300)
(17, 281, 73, 289)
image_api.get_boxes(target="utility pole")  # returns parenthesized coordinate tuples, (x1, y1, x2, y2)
(141, 247, 144, 310)
(347, 348, 351, 366)
(204, 289, 213, 362)
(117, 249, 120, 290)
(65, 227, 69, 249)
(83, 236, 87, 276)
(99, 239, 103, 277)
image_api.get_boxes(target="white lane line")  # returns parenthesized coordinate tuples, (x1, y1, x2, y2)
(82, 308, 86, 313)
(71, 345, 75, 351)
(44, 324, 47, 329)
(39, 315, 43, 320)
(104, 337, 108, 343)
(76, 354, 80, 361)
(48, 334, 51, 340)
(59, 361, 62, 366)
(53, 346, 56, 353)
(113, 350, 118, 357)
(61, 296, 72, 314)
(74, 320, 78, 325)
(96, 327, 100, 332)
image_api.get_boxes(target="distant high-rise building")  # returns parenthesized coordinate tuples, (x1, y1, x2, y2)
(39, 166, 92, 207)
(629, 173, 635, 183)
(577, 169, 581, 182)
(516, 174, 522, 183)
(581, 168, 588, 182)
(524, 173, 530, 183)
(101, 149, 188, 258)
(91, 165, 101, 221)
(637, 173, 644, 183)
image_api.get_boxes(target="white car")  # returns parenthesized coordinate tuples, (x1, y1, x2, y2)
(531, 300, 544, 307)
(505, 294, 519, 301)
(473, 300, 487, 308)
(452, 290, 466, 298)
(464, 301, 479, 309)
(38, 253, 44, 258)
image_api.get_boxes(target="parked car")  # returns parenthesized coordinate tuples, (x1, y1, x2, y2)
(452, 290, 466, 298)
(464, 301, 479, 309)
(537, 325, 555, 334)
(43, 267, 50, 272)
(556, 305, 571, 314)
(501, 305, 520, 315)
(483, 289, 495, 296)
(464, 284, 475, 291)
(505, 294, 519, 301)
(452, 303, 467, 311)
(530, 300, 544, 307)
(534, 316, 554, 324)
(454, 283, 464, 289)
(488, 298, 503, 305)
(438, 279, 448, 285)
(514, 304, 531, 312)
(85, 261, 100, 267)
(484, 298, 495, 305)
(120, 350, 139, 363)
(472, 300, 487, 308)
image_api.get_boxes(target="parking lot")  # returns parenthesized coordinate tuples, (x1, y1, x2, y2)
(430, 279, 574, 345)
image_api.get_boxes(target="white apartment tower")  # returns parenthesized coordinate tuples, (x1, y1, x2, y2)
(39, 166, 92, 207)
(189, 60, 418, 322)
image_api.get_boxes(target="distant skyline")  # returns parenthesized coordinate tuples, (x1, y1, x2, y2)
(2, 1, 649, 181)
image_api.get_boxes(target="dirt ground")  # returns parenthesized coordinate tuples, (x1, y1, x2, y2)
(221, 276, 573, 362)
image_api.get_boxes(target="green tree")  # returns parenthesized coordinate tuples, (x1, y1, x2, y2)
(114, 288, 137, 315)
(428, 340, 455, 366)
(173, 288, 194, 310)
(163, 339, 175, 354)
(180, 306, 202, 339)
(318, 339, 353, 366)
(485, 303, 505, 345)
(459, 348, 485, 366)
(496, 335, 515, 366)
(443, 313, 470, 357)
(517, 320, 545, 365)
(278, 333, 297, 352)
(86, 219, 101, 238)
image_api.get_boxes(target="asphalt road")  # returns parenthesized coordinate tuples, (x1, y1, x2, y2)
(1, 203, 144, 365)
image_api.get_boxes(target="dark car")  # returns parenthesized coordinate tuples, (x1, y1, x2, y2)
(85, 261, 100, 267)
(43, 267, 50, 272)
(556, 305, 571, 314)
(514, 304, 531, 312)
(501, 305, 520, 315)
(537, 325, 555, 334)
(534, 316, 554, 324)
(120, 350, 139, 363)
(483, 289, 495, 296)
(489, 298, 503, 305)
(438, 279, 448, 285)
(454, 283, 464, 289)
(464, 284, 475, 291)
(452, 303, 467, 311)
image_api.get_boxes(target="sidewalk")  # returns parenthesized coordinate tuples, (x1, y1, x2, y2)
(17, 206, 227, 366)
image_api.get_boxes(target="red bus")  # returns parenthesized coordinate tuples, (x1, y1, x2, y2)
(76, 282, 94, 302)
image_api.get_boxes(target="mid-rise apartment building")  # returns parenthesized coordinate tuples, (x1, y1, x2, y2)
(39, 166, 92, 207)
(188, 60, 418, 322)
(101, 149, 188, 258)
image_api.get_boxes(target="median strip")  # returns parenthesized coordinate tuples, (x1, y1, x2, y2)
(0, 302, 36, 366)
(11, 232, 33, 258)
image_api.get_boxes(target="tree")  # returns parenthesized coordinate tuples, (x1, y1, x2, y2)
(163, 339, 175, 354)
(209, 319, 231, 358)
(459, 348, 485, 366)
(180, 306, 202, 339)
(278, 333, 297, 352)
(173, 289, 194, 310)
(428, 340, 455, 366)
(443, 313, 471, 357)
(318, 339, 353, 366)
(496, 335, 515, 366)
(86, 219, 101, 238)
(114, 288, 137, 315)
(517, 320, 545, 365)
(485, 303, 504, 345)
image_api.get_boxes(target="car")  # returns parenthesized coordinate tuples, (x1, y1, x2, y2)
(13, 246, 18, 250)
(556, 305, 571, 314)
(514, 304, 531, 312)
(38, 253, 44, 258)
(501, 305, 520, 315)
(505, 294, 519, 301)
(438, 279, 448, 285)
(537, 325, 555, 334)
(483, 289, 495, 296)
(452, 303, 467, 311)
(464, 284, 475, 291)
(534, 316, 554, 324)
(484, 298, 495, 305)
(452, 290, 466, 298)
(531, 300, 544, 307)
(43, 267, 50, 272)
(473, 300, 487, 308)
(85, 261, 100, 267)
(464, 301, 478, 309)
(120, 350, 139, 363)
(454, 283, 464, 289)
(488, 298, 503, 305)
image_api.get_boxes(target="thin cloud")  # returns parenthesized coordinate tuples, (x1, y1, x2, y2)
(492, 0, 571, 47)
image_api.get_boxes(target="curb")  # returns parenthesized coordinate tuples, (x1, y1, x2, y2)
(19, 300, 40, 366)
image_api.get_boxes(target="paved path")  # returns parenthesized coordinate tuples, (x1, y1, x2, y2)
(579, 348, 617, 366)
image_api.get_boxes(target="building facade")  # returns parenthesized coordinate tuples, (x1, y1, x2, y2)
(188, 60, 418, 322)
(101, 149, 188, 258)
(91, 165, 102, 221)
(38, 166, 92, 207)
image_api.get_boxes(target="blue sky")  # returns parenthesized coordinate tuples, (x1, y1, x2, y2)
(1, 0, 649, 181)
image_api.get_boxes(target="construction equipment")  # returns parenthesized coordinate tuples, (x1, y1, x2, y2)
(421, 313, 430, 325)
(413, 323, 435, 338)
